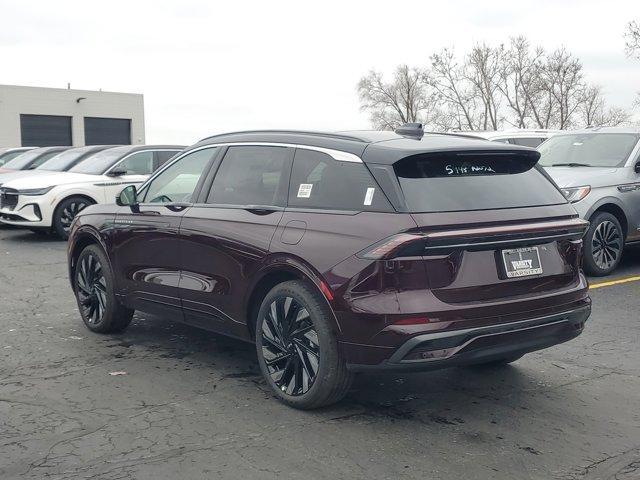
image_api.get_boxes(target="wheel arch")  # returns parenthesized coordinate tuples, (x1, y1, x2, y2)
(68, 227, 110, 289)
(243, 257, 341, 340)
(585, 198, 629, 240)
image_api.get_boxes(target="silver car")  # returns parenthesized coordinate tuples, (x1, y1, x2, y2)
(539, 127, 640, 276)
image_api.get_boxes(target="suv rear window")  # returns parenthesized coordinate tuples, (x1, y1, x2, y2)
(395, 151, 566, 212)
(288, 149, 392, 212)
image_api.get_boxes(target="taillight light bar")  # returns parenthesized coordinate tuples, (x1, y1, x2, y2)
(356, 233, 425, 260)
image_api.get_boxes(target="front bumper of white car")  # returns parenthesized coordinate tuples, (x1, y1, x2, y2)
(0, 188, 54, 227)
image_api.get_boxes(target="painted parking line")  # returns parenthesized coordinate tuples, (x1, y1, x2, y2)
(590, 275, 640, 290)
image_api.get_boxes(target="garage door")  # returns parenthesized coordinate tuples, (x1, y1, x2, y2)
(84, 117, 131, 145)
(20, 114, 72, 147)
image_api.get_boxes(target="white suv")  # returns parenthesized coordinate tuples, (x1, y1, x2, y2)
(0, 145, 183, 238)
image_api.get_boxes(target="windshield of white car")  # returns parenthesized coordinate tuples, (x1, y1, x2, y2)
(37, 147, 108, 172)
(69, 146, 133, 175)
(538, 133, 640, 168)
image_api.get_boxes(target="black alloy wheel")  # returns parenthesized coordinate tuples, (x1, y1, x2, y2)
(74, 245, 133, 333)
(60, 200, 89, 233)
(584, 212, 624, 276)
(260, 296, 320, 396)
(255, 280, 353, 409)
(76, 252, 107, 325)
(53, 196, 93, 239)
(591, 220, 622, 271)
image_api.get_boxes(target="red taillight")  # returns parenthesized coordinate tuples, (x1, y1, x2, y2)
(393, 316, 430, 326)
(357, 233, 425, 260)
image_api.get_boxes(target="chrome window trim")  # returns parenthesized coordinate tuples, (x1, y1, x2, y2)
(203, 142, 362, 163)
(104, 148, 182, 176)
(136, 143, 362, 196)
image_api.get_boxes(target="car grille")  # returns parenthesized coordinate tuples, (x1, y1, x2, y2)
(0, 188, 18, 211)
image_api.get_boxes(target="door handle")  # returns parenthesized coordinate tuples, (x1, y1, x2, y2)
(244, 205, 280, 215)
(165, 202, 192, 212)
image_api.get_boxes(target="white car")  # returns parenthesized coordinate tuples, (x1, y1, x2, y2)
(0, 147, 36, 166)
(0, 145, 184, 238)
(455, 129, 560, 147)
(0, 145, 114, 187)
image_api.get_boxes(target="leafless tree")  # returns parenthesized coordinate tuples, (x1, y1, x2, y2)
(465, 43, 505, 130)
(429, 48, 482, 130)
(357, 65, 434, 129)
(358, 36, 631, 132)
(624, 20, 640, 107)
(625, 20, 640, 58)
(538, 48, 584, 129)
(580, 85, 631, 126)
(498, 36, 543, 128)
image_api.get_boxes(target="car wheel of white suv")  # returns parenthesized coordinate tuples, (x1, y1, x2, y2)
(53, 196, 93, 240)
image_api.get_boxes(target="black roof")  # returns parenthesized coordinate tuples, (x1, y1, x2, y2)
(194, 130, 537, 165)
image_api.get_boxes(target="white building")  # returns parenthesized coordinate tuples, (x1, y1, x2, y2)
(0, 84, 145, 148)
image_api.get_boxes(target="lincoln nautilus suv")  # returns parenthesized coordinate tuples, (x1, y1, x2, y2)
(67, 125, 591, 409)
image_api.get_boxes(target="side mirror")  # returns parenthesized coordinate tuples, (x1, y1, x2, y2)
(116, 185, 138, 207)
(635, 162, 640, 174)
(107, 167, 127, 177)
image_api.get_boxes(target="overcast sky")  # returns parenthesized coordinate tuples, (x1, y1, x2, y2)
(1, 0, 638, 144)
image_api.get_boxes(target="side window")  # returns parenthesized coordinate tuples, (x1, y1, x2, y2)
(118, 151, 154, 175)
(206, 146, 290, 206)
(288, 149, 392, 212)
(142, 148, 216, 203)
(154, 150, 179, 170)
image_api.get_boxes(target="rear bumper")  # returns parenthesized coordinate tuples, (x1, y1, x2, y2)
(345, 305, 590, 372)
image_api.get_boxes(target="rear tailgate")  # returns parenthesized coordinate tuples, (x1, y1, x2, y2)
(410, 209, 588, 302)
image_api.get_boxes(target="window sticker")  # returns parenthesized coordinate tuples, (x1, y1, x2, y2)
(297, 183, 313, 198)
(364, 187, 375, 206)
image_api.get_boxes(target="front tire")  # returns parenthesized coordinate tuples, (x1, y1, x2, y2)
(255, 280, 353, 409)
(584, 212, 624, 276)
(74, 244, 133, 333)
(53, 196, 93, 240)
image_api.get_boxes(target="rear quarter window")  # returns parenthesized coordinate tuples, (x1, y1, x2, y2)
(288, 149, 393, 212)
(394, 151, 566, 212)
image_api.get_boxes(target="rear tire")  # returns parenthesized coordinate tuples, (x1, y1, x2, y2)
(255, 280, 353, 409)
(53, 196, 94, 240)
(584, 212, 624, 277)
(73, 244, 133, 333)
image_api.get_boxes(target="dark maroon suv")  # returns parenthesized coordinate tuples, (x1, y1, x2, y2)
(67, 125, 591, 409)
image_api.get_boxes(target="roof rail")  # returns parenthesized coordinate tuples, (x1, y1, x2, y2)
(395, 123, 424, 139)
(198, 130, 367, 144)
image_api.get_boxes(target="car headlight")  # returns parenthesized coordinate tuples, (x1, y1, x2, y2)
(560, 185, 591, 203)
(17, 186, 55, 196)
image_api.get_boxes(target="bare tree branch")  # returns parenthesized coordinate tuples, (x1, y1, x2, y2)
(357, 66, 435, 129)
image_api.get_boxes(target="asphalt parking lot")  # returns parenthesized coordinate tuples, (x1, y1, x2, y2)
(1, 227, 639, 480)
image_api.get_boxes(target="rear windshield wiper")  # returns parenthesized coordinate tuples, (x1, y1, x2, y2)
(550, 163, 592, 167)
